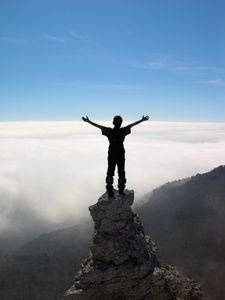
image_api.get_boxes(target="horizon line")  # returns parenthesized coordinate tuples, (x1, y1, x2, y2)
(0, 119, 225, 124)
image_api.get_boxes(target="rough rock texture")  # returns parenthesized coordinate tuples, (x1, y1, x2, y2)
(63, 190, 203, 300)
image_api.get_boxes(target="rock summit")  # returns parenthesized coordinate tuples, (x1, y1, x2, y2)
(64, 190, 203, 300)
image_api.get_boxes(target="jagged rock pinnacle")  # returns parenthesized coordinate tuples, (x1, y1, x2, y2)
(63, 190, 203, 300)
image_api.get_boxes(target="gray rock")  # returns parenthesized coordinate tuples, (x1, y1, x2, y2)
(63, 190, 203, 300)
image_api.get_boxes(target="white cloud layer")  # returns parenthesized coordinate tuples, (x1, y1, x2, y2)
(0, 121, 225, 237)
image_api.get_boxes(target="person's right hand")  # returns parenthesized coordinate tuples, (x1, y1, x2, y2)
(82, 116, 89, 122)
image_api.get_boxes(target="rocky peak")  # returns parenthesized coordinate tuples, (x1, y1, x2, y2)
(63, 190, 203, 300)
(89, 190, 155, 266)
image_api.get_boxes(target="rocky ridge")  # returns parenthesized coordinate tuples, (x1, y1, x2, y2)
(64, 190, 203, 300)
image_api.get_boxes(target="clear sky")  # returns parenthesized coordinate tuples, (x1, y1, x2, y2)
(1, 0, 225, 121)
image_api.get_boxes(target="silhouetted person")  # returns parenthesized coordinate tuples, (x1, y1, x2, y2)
(82, 115, 149, 197)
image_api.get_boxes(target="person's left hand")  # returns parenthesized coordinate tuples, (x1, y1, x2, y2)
(142, 115, 149, 121)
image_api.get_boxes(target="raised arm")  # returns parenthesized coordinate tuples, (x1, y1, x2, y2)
(127, 115, 149, 129)
(82, 116, 104, 130)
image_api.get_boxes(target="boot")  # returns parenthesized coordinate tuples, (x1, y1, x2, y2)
(106, 176, 114, 197)
(118, 177, 126, 195)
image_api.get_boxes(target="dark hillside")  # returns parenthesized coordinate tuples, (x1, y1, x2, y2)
(136, 166, 225, 300)
(0, 223, 92, 300)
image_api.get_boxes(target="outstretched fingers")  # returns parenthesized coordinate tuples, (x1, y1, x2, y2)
(142, 115, 149, 121)
(82, 116, 90, 122)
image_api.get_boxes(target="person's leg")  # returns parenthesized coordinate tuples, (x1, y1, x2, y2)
(106, 153, 116, 197)
(117, 152, 126, 194)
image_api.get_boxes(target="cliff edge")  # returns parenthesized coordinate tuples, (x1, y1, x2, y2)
(63, 190, 203, 300)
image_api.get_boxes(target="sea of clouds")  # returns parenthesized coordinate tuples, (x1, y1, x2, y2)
(0, 121, 225, 239)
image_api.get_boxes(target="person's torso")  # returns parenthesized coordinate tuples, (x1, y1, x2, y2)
(107, 128, 126, 152)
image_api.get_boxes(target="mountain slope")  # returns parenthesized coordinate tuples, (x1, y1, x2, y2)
(0, 223, 92, 300)
(136, 165, 225, 300)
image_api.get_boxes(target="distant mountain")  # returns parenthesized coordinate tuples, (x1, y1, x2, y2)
(18, 222, 92, 256)
(0, 223, 92, 300)
(136, 165, 225, 300)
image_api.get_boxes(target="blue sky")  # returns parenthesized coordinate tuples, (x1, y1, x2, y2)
(0, 0, 225, 121)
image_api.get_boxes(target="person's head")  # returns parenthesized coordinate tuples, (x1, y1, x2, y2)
(113, 115, 123, 128)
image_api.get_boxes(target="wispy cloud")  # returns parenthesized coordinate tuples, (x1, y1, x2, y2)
(43, 33, 66, 43)
(199, 79, 225, 87)
(134, 55, 223, 77)
(1, 37, 28, 44)
(147, 61, 165, 69)
(87, 84, 139, 90)
(124, 29, 133, 35)
(70, 31, 89, 42)
(145, 60, 219, 75)
(52, 81, 139, 90)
